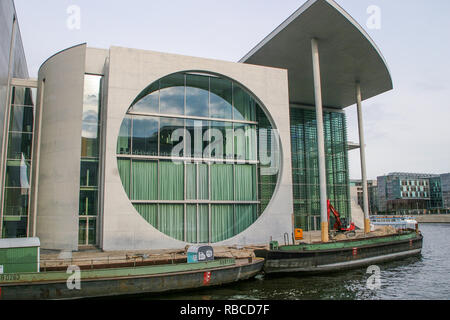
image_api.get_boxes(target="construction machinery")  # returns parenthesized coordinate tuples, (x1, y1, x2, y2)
(327, 200, 356, 238)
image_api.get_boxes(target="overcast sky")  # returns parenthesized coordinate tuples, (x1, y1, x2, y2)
(13, 0, 450, 180)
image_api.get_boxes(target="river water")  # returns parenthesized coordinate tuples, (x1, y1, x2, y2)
(152, 223, 450, 300)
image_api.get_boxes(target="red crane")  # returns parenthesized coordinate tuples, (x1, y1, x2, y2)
(327, 200, 356, 234)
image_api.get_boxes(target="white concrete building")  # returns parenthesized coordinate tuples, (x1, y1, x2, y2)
(0, 0, 393, 251)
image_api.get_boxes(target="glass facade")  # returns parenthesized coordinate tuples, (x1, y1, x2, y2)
(78, 75, 102, 246)
(118, 72, 279, 243)
(290, 107, 350, 231)
(1, 86, 37, 238)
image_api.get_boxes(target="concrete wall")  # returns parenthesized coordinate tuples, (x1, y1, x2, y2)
(35, 44, 87, 250)
(102, 47, 293, 250)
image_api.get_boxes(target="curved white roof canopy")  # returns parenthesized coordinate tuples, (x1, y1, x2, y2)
(239, 0, 393, 109)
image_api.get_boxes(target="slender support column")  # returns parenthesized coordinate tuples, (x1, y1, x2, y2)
(311, 38, 328, 242)
(356, 82, 371, 233)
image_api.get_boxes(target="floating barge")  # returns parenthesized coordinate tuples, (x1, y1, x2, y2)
(254, 230, 423, 274)
(0, 257, 264, 300)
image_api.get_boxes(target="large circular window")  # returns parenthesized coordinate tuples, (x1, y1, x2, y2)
(116, 72, 279, 243)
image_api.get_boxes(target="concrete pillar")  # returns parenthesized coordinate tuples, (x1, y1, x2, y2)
(311, 38, 328, 242)
(356, 82, 371, 233)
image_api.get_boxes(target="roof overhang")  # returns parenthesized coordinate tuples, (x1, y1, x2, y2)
(239, 0, 393, 109)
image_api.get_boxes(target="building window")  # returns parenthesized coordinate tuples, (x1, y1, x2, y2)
(1, 86, 37, 239)
(117, 72, 279, 243)
(78, 75, 102, 246)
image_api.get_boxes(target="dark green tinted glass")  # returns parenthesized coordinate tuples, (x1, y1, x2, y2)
(78, 218, 87, 245)
(2, 217, 27, 238)
(7, 132, 33, 160)
(5, 159, 31, 187)
(290, 108, 350, 231)
(88, 218, 96, 245)
(80, 159, 99, 187)
(79, 189, 98, 216)
(9, 105, 34, 133)
(3, 188, 29, 216)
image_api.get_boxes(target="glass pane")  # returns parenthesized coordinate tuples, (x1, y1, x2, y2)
(198, 205, 209, 243)
(3, 188, 29, 216)
(11, 87, 36, 106)
(211, 164, 233, 201)
(78, 218, 87, 245)
(79, 189, 98, 216)
(233, 84, 256, 121)
(117, 115, 131, 155)
(117, 159, 131, 197)
(131, 82, 159, 114)
(186, 74, 209, 117)
(186, 205, 197, 243)
(211, 205, 234, 242)
(160, 73, 185, 115)
(159, 161, 184, 200)
(198, 164, 209, 200)
(134, 204, 157, 226)
(209, 121, 233, 159)
(80, 159, 99, 187)
(5, 159, 31, 188)
(159, 117, 185, 157)
(2, 216, 28, 238)
(83, 75, 102, 125)
(186, 119, 209, 158)
(235, 204, 257, 234)
(235, 165, 256, 201)
(234, 123, 245, 160)
(9, 105, 34, 132)
(81, 123, 99, 158)
(132, 115, 158, 156)
(7, 132, 33, 160)
(186, 163, 196, 200)
(210, 77, 232, 119)
(246, 124, 257, 161)
(158, 204, 184, 241)
(88, 218, 97, 245)
(132, 160, 158, 200)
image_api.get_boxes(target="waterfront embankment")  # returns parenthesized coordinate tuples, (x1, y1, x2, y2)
(412, 215, 450, 223)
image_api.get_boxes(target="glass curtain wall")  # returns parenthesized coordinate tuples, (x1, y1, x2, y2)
(290, 107, 350, 231)
(117, 72, 278, 243)
(1, 86, 37, 238)
(78, 75, 102, 246)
